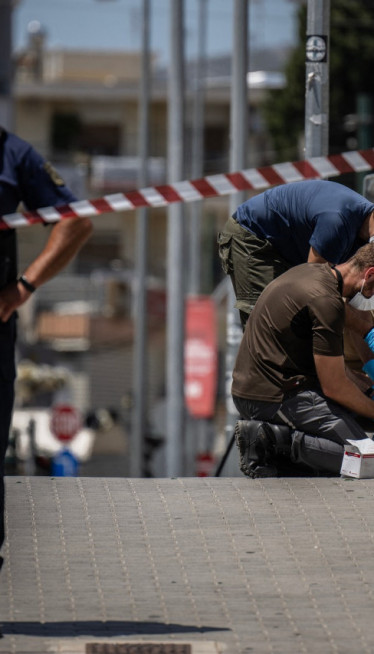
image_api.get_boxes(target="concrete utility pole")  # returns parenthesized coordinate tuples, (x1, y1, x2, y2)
(131, 0, 151, 477)
(189, 0, 208, 296)
(166, 0, 185, 477)
(185, 0, 209, 477)
(223, 0, 249, 476)
(304, 0, 330, 157)
(0, 0, 13, 130)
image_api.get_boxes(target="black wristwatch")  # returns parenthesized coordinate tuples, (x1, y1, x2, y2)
(18, 275, 36, 294)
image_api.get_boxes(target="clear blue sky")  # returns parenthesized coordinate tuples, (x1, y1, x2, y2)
(13, 0, 299, 66)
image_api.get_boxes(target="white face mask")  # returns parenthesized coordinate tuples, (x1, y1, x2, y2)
(349, 277, 374, 311)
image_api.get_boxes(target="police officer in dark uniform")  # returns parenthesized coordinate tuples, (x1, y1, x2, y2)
(0, 128, 93, 571)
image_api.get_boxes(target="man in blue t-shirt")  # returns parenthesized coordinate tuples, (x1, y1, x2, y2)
(0, 128, 93, 571)
(218, 180, 374, 328)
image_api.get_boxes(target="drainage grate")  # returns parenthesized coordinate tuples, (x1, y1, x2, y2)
(86, 645, 192, 654)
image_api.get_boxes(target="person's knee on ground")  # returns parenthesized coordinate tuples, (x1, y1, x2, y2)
(235, 419, 344, 477)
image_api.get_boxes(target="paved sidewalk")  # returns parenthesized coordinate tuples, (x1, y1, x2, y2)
(1, 476, 374, 653)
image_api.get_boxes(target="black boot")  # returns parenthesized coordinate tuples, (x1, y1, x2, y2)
(261, 423, 292, 457)
(235, 420, 279, 478)
(264, 426, 324, 477)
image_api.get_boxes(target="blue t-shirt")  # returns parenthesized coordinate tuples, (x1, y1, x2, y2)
(0, 129, 77, 282)
(234, 180, 374, 265)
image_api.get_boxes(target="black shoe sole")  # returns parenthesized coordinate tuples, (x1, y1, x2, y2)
(247, 461, 278, 478)
(235, 422, 262, 476)
(235, 421, 275, 477)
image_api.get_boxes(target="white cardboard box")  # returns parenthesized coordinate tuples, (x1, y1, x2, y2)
(340, 438, 374, 478)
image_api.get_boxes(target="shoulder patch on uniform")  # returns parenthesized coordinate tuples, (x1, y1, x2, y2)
(43, 161, 65, 186)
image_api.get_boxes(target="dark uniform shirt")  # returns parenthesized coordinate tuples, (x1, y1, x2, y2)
(232, 263, 345, 403)
(0, 128, 77, 284)
(0, 129, 77, 380)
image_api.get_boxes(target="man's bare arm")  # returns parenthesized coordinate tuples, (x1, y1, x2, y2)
(344, 304, 373, 337)
(0, 217, 93, 322)
(314, 352, 374, 419)
(22, 217, 93, 287)
(307, 246, 328, 263)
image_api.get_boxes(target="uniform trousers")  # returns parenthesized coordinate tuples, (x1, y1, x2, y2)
(0, 313, 16, 551)
(233, 389, 368, 474)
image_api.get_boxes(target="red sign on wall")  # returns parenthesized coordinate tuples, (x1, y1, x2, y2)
(184, 296, 218, 419)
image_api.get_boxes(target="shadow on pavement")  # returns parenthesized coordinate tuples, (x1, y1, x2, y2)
(0, 620, 230, 637)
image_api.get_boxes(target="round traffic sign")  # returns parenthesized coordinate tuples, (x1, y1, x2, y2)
(50, 404, 81, 442)
(306, 35, 327, 63)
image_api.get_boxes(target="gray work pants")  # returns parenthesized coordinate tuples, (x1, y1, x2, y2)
(233, 390, 368, 474)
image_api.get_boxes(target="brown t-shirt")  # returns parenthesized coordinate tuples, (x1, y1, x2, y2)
(232, 262, 345, 402)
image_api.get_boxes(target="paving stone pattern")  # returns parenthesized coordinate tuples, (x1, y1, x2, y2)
(1, 476, 374, 653)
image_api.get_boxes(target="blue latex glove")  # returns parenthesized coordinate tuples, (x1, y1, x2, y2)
(362, 359, 374, 383)
(364, 328, 374, 354)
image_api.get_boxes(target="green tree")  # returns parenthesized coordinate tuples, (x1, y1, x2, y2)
(262, 0, 374, 162)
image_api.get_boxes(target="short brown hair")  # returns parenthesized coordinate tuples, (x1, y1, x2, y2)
(350, 242, 374, 270)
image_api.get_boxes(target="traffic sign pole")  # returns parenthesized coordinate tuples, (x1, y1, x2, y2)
(305, 0, 330, 158)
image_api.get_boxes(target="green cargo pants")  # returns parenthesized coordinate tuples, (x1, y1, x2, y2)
(217, 216, 291, 330)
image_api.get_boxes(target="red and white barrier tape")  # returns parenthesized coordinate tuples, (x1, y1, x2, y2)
(2, 147, 374, 230)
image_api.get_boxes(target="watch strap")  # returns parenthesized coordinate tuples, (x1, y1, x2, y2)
(18, 275, 36, 293)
